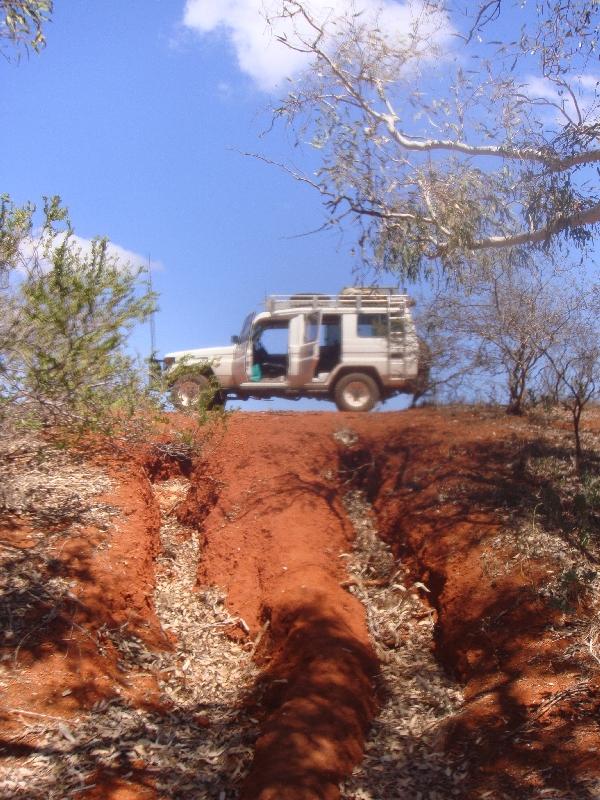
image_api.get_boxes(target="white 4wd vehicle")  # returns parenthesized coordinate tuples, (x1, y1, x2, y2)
(161, 288, 425, 412)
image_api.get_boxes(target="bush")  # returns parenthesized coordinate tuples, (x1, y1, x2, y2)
(0, 196, 156, 433)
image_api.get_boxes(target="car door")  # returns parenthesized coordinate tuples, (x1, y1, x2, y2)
(232, 312, 254, 385)
(288, 311, 322, 387)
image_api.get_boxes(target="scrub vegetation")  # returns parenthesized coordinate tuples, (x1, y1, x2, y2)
(0, 195, 156, 434)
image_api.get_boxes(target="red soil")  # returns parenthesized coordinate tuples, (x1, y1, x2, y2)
(178, 414, 379, 799)
(183, 409, 600, 799)
(347, 409, 600, 797)
(0, 449, 164, 799)
(3, 407, 600, 799)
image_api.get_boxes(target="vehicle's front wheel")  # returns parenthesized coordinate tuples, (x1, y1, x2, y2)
(334, 372, 380, 412)
(170, 374, 223, 411)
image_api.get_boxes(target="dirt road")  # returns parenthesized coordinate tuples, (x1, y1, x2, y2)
(1, 408, 599, 799)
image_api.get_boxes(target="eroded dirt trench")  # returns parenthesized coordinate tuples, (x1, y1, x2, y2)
(159, 414, 464, 800)
(169, 416, 380, 799)
(0, 414, 459, 800)
(154, 410, 600, 800)
(4, 409, 599, 799)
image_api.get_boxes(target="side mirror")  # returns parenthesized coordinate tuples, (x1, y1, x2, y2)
(231, 335, 240, 344)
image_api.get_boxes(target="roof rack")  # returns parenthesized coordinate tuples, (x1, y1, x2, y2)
(265, 288, 413, 313)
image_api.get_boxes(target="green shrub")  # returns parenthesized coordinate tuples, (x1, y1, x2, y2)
(0, 196, 156, 433)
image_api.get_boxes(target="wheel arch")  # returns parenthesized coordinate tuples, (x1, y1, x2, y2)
(165, 360, 217, 388)
(330, 365, 384, 396)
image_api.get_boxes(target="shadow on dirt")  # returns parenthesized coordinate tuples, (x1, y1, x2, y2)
(0, 537, 90, 662)
(242, 599, 378, 800)
(1, 533, 111, 667)
(144, 444, 195, 482)
(208, 470, 350, 532)
(346, 424, 600, 799)
(0, 697, 255, 798)
(465, 437, 600, 564)
(0, 437, 168, 766)
(0, 524, 165, 686)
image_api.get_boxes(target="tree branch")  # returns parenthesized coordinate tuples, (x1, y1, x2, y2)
(470, 200, 600, 251)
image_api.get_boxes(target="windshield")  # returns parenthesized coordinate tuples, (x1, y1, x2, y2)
(239, 312, 254, 343)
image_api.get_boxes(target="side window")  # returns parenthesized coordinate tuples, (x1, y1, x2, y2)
(321, 317, 341, 346)
(257, 325, 288, 354)
(357, 313, 388, 338)
(239, 313, 254, 343)
(304, 313, 320, 343)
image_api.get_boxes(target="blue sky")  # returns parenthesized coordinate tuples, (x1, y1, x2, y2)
(1, 3, 359, 336)
(0, 1, 415, 409)
(2, 1, 597, 411)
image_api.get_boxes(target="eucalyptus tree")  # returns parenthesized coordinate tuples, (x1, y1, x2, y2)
(0, 0, 52, 56)
(454, 250, 583, 413)
(409, 289, 488, 406)
(264, 0, 600, 280)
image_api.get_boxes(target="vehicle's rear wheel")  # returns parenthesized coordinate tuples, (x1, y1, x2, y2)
(170, 374, 223, 411)
(334, 372, 380, 412)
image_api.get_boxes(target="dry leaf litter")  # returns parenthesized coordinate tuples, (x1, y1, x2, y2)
(0, 434, 115, 528)
(336, 425, 600, 800)
(0, 458, 258, 799)
(339, 485, 466, 800)
(0, 433, 117, 680)
(477, 438, 600, 680)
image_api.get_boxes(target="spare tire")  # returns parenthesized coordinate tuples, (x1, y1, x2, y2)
(170, 374, 223, 411)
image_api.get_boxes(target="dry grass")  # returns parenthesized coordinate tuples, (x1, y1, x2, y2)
(479, 432, 600, 673)
(0, 431, 115, 527)
(0, 431, 118, 685)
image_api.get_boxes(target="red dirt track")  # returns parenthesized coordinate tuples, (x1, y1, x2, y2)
(182, 410, 600, 799)
(179, 415, 379, 799)
(2, 407, 600, 799)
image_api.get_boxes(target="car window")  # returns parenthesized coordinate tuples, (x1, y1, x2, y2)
(304, 313, 320, 343)
(357, 313, 388, 337)
(258, 325, 288, 354)
(321, 318, 341, 346)
(239, 313, 254, 343)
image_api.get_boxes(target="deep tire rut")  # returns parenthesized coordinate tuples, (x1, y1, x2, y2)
(150, 476, 259, 799)
(183, 418, 467, 800)
(340, 488, 465, 799)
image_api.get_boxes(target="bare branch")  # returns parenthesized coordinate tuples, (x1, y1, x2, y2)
(461, 0, 502, 44)
(471, 201, 600, 252)
(259, 0, 600, 276)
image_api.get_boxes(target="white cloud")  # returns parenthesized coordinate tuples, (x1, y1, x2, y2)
(77, 238, 162, 272)
(182, 0, 452, 91)
(578, 74, 599, 91)
(217, 79, 234, 98)
(525, 74, 599, 123)
(525, 75, 561, 102)
(18, 233, 162, 274)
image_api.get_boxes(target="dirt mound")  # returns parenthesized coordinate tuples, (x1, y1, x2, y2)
(346, 408, 600, 797)
(176, 409, 600, 798)
(178, 414, 379, 799)
(0, 436, 164, 798)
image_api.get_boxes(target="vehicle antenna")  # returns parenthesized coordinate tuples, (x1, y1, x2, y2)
(147, 254, 157, 358)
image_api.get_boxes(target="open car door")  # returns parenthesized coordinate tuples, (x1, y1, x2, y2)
(232, 312, 254, 385)
(288, 311, 321, 387)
